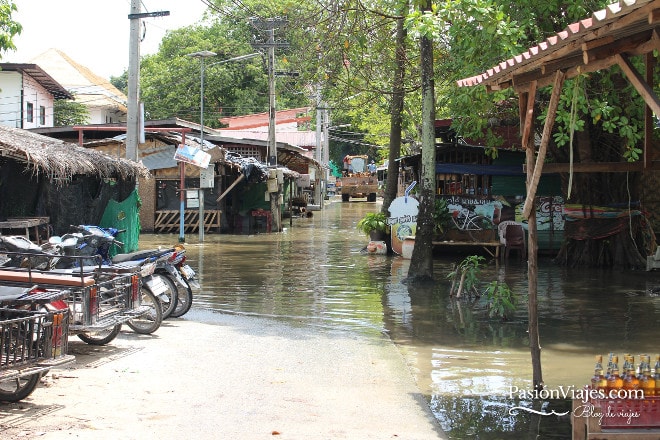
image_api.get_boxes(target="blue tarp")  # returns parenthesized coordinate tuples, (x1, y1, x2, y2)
(435, 163, 524, 176)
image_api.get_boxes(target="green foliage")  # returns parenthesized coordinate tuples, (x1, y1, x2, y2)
(110, 71, 128, 95)
(439, 0, 647, 168)
(483, 281, 517, 320)
(356, 212, 389, 237)
(54, 99, 90, 126)
(0, 1, 21, 53)
(447, 255, 485, 298)
(432, 197, 452, 235)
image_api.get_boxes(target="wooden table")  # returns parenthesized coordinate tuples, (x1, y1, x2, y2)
(0, 217, 50, 244)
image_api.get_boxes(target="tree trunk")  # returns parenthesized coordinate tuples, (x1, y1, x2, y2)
(408, 22, 435, 282)
(381, 8, 406, 217)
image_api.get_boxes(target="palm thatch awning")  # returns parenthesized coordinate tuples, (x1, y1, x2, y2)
(0, 125, 149, 182)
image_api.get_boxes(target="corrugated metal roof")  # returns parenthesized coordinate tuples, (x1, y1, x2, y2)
(457, 0, 658, 90)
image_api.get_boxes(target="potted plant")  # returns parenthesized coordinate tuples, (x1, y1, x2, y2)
(432, 198, 453, 239)
(356, 212, 389, 240)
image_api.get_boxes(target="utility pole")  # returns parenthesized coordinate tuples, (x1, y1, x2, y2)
(250, 17, 288, 232)
(126, 0, 141, 162)
(315, 89, 323, 207)
(250, 17, 288, 166)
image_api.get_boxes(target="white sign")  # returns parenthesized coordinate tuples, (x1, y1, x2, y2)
(388, 196, 419, 255)
(174, 144, 211, 168)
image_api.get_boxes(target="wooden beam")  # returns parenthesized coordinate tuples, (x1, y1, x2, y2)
(615, 53, 660, 117)
(645, 51, 654, 169)
(529, 161, 645, 173)
(520, 81, 537, 151)
(215, 173, 245, 202)
(522, 70, 565, 220)
(583, 29, 653, 64)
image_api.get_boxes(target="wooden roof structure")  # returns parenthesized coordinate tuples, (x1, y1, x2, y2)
(0, 125, 149, 182)
(456, 0, 660, 390)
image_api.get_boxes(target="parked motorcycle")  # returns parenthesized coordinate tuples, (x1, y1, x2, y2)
(52, 225, 177, 321)
(67, 225, 198, 318)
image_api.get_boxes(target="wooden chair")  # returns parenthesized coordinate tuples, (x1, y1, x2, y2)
(503, 224, 526, 261)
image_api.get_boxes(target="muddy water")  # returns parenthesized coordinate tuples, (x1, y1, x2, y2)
(139, 200, 660, 439)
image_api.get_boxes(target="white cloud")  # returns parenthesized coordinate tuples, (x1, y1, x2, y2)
(6, 0, 209, 79)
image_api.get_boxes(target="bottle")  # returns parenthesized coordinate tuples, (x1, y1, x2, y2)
(639, 355, 655, 397)
(622, 354, 632, 381)
(607, 355, 624, 391)
(605, 352, 614, 380)
(591, 355, 607, 390)
(623, 356, 640, 391)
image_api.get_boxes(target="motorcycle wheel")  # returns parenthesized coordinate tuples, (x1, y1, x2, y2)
(169, 277, 193, 318)
(0, 373, 41, 402)
(78, 324, 122, 345)
(154, 273, 178, 319)
(126, 287, 163, 335)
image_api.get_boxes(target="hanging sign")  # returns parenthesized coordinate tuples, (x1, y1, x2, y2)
(174, 144, 211, 168)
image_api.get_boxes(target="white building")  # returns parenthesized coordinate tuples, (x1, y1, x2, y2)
(0, 63, 71, 129)
(30, 48, 127, 125)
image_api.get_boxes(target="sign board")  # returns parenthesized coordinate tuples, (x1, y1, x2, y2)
(174, 144, 211, 168)
(200, 166, 215, 188)
(387, 195, 419, 255)
(186, 190, 199, 208)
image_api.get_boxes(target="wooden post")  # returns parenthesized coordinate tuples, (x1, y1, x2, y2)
(522, 70, 565, 219)
(521, 80, 544, 390)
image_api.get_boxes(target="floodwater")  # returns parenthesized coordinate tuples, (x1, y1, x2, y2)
(140, 200, 660, 439)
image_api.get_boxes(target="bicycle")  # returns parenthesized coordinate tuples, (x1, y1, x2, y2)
(450, 208, 495, 242)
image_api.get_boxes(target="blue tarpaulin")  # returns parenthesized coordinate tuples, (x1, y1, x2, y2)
(435, 163, 524, 176)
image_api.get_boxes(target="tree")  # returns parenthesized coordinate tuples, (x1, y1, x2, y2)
(0, 1, 21, 54)
(407, 0, 436, 281)
(54, 99, 90, 126)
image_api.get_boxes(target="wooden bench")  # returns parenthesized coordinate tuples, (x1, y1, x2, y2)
(0, 270, 96, 287)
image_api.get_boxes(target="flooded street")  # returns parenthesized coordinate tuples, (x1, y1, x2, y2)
(140, 200, 660, 439)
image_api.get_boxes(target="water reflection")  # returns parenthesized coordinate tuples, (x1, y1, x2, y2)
(139, 200, 660, 438)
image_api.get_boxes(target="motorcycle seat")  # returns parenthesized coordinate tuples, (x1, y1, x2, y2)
(112, 249, 170, 263)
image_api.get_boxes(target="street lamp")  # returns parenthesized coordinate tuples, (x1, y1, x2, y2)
(184, 51, 262, 242)
(187, 50, 216, 243)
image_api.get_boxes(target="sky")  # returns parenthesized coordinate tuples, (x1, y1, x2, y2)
(5, 0, 210, 79)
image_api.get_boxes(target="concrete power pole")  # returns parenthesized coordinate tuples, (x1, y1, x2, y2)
(250, 17, 288, 232)
(126, 4, 169, 163)
(126, 0, 141, 162)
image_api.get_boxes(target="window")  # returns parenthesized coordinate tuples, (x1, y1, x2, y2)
(26, 102, 33, 123)
(39, 106, 45, 125)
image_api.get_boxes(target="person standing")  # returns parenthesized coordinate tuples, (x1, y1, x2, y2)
(368, 160, 376, 175)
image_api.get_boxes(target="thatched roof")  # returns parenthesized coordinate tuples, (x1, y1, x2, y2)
(0, 125, 149, 181)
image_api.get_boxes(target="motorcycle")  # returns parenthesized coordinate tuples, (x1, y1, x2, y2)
(52, 225, 176, 322)
(0, 249, 150, 344)
(67, 225, 198, 318)
(0, 284, 74, 402)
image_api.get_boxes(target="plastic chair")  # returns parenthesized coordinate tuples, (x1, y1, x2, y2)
(497, 221, 519, 246)
(503, 224, 526, 261)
